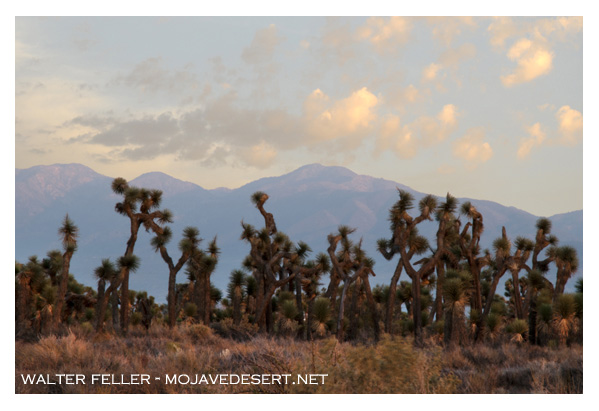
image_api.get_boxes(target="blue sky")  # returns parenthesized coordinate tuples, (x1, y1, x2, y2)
(15, 16, 583, 216)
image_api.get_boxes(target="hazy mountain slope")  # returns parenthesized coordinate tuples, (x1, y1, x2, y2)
(15, 163, 583, 302)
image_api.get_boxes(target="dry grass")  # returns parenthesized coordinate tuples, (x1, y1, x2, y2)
(15, 323, 582, 394)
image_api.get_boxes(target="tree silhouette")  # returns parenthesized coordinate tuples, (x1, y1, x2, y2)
(150, 226, 201, 328)
(53, 214, 78, 329)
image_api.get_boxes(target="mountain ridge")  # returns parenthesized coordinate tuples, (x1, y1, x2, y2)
(15, 163, 583, 302)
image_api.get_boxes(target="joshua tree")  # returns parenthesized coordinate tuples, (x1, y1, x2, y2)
(551, 246, 579, 301)
(326, 226, 379, 342)
(526, 218, 558, 344)
(475, 227, 512, 341)
(53, 214, 78, 329)
(94, 258, 116, 327)
(16, 257, 43, 333)
(41, 250, 63, 287)
(457, 201, 490, 318)
(186, 237, 220, 325)
(311, 297, 332, 337)
(300, 253, 330, 340)
(443, 270, 472, 350)
(377, 227, 429, 334)
(150, 226, 201, 328)
(389, 190, 456, 346)
(95, 178, 172, 334)
(227, 270, 246, 325)
(241, 192, 297, 332)
(508, 236, 535, 320)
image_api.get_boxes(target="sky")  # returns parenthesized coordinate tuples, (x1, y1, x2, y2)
(15, 16, 583, 217)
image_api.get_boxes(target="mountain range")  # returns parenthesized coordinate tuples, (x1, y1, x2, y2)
(15, 163, 583, 303)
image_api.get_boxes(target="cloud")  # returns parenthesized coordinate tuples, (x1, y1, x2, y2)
(487, 16, 582, 51)
(453, 127, 493, 166)
(517, 122, 546, 159)
(501, 40, 553, 86)
(318, 18, 358, 65)
(238, 141, 277, 168)
(304, 87, 379, 146)
(438, 43, 477, 67)
(74, 87, 381, 167)
(357, 17, 412, 53)
(556, 105, 583, 145)
(438, 104, 458, 127)
(422, 63, 443, 82)
(242, 24, 284, 64)
(114, 57, 200, 94)
(377, 114, 417, 159)
(424, 17, 478, 46)
(377, 104, 459, 159)
(487, 17, 520, 50)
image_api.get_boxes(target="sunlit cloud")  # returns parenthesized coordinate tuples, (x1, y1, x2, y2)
(357, 17, 412, 53)
(422, 63, 442, 82)
(517, 122, 546, 159)
(239, 141, 278, 168)
(424, 16, 478, 46)
(501, 40, 554, 86)
(304, 87, 379, 144)
(453, 127, 493, 166)
(377, 104, 459, 159)
(556, 105, 583, 145)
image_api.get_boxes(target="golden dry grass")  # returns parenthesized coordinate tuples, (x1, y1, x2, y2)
(15, 323, 582, 394)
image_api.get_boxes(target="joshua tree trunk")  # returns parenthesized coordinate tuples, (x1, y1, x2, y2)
(53, 250, 73, 329)
(119, 218, 140, 334)
(528, 295, 537, 345)
(233, 288, 242, 325)
(348, 279, 361, 341)
(120, 272, 130, 332)
(294, 273, 304, 332)
(16, 275, 32, 332)
(95, 278, 106, 326)
(412, 275, 423, 347)
(336, 278, 351, 341)
(363, 274, 380, 342)
(306, 297, 314, 341)
(385, 263, 403, 334)
(433, 260, 445, 322)
(167, 268, 178, 328)
(511, 269, 524, 320)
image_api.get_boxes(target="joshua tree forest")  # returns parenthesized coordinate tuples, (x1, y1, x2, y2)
(15, 176, 582, 393)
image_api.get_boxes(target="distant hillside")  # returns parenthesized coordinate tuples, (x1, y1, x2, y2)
(15, 163, 583, 302)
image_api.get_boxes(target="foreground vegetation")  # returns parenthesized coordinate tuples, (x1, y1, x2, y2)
(15, 177, 583, 394)
(15, 322, 582, 394)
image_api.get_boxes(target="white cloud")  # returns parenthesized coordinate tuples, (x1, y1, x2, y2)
(453, 127, 493, 166)
(556, 105, 583, 145)
(239, 141, 278, 168)
(422, 63, 442, 82)
(425, 17, 478, 46)
(377, 104, 459, 159)
(357, 17, 412, 53)
(517, 122, 546, 159)
(501, 44, 553, 87)
(304, 87, 379, 145)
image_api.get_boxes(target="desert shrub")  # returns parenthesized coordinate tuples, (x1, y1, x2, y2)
(183, 302, 198, 318)
(211, 317, 258, 341)
(506, 319, 528, 343)
(130, 311, 142, 326)
(183, 323, 214, 344)
(297, 336, 458, 393)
